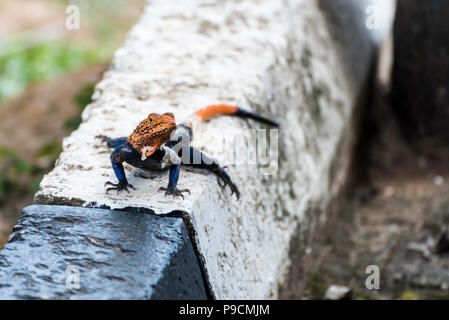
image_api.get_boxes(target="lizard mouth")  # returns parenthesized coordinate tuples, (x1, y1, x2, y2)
(138, 130, 175, 158)
(141, 146, 154, 160)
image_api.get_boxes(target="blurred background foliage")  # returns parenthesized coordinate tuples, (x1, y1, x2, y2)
(0, 42, 101, 102)
(0, 0, 143, 102)
(0, 0, 145, 246)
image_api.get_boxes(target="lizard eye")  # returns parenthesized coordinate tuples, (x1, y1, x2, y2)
(148, 117, 154, 124)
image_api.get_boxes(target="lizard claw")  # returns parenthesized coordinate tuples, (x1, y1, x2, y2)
(105, 181, 135, 194)
(216, 177, 226, 191)
(159, 185, 190, 199)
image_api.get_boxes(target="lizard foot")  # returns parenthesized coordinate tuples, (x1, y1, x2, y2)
(105, 181, 135, 194)
(216, 170, 240, 200)
(159, 185, 190, 199)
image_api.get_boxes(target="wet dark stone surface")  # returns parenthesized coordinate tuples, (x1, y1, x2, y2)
(0, 205, 207, 299)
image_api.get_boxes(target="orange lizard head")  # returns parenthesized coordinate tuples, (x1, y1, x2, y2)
(127, 112, 177, 159)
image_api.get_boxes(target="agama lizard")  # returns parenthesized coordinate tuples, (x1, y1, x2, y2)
(97, 104, 279, 200)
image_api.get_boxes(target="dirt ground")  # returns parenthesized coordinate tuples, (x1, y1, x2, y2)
(0, 0, 63, 36)
(0, 64, 107, 247)
(304, 77, 449, 299)
(0, 0, 145, 247)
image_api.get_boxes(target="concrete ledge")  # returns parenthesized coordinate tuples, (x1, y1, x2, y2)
(0, 205, 207, 299)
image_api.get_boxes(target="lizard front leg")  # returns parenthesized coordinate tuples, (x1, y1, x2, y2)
(159, 163, 190, 199)
(105, 144, 137, 194)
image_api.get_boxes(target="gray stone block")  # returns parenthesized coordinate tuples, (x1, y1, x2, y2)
(0, 205, 207, 300)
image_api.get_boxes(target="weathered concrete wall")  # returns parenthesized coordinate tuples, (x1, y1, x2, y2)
(10, 0, 382, 299)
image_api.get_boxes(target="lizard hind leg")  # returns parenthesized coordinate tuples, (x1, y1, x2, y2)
(96, 135, 128, 149)
(184, 147, 240, 200)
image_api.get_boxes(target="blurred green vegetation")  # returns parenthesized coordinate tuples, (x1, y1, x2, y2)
(0, 0, 142, 102)
(0, 42, 103, 102)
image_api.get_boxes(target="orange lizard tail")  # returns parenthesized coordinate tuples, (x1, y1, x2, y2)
(193, 104, 279, 127)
